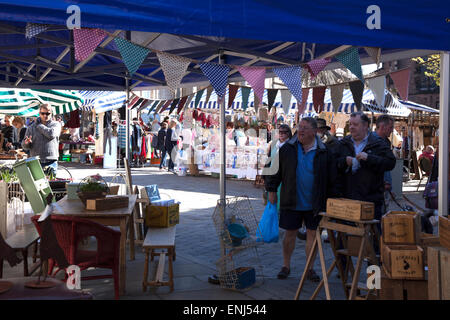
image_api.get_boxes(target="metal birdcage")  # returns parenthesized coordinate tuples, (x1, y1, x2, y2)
(7, 182, 25, 232)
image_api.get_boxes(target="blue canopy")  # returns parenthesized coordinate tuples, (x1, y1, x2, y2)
(0, 1, 445, 90)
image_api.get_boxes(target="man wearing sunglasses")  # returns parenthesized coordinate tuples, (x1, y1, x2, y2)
(22, 104, 62, 175)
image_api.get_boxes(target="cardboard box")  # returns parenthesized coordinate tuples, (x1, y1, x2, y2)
(145, 203, 179, 228)
(382, 244, 424, 280)
(326, 198, 374, 221)
(428, 246, 450, 300)
(439, 216, 450, 250)
(382, 211, 421, 245)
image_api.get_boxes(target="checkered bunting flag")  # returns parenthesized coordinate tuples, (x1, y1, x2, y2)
(335, 47, 364, 82)
(114, 38, 150, 76)
(306, 58, 331, 79)
(157, 52, 191, 95)
(25, 23, 49, 39)
(272, 66, 303, 103)
(73, 28, 107, 62)
(199, 63, 230, 98)
(237, 67, 266, 102)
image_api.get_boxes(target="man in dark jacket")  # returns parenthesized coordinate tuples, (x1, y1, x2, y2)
(335, 112, 396, 230)
(265, 117, 336, 281)
(157, 122, 167, 169)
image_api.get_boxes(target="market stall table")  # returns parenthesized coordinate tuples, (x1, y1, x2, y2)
(53, 194, 137, 295)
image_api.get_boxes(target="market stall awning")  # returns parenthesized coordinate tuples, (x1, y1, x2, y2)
(79, 90, 126, 113)
(399, 100, 440, 113)
(0, 88, 84, 116)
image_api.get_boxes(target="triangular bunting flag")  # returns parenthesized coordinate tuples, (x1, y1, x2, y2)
(299, 88, 310, 114)
(254, 91, 261, 112)
(237, 66, 266, 102)
(154, 100, 166, 114)
(73, 28, 107, 62)
(390, 69, 411, 100)
(228, 85, 239, 108)
(267, 89, 278, 112)
(306, 58, 331, 79)
(138, 99, 152, 112)
(185, 94, 195, 109)
(204, 87, 213, 107)
(160, 100, 172, 113)
(148, 100, 160, 113)
(177, 96, 189, 114)
(194, 89, 205, 108)
(199, 63, 230, 98)
(280, 90, 292, 114)
(169, 98, 180, 114)
(25, 23, 49, 39)
(331, 84, 345, 113)
(313, 87, 326, 113)
(349, 81, 365, 111)
(364, 47, 381, 65)
(367, 76, 386, 107)
(335, 47, 364, 82)
(114, 37, 150, 75)
(157, 52, 191, 94)
(272, 66, 303, 102)
(241, 87, 251, 110)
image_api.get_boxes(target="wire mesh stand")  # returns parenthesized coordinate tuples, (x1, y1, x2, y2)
(212, 196, 264, 291)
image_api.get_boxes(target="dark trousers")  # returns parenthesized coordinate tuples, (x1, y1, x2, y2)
(159, 148, 167, 168)
(167, 146, 175, 170)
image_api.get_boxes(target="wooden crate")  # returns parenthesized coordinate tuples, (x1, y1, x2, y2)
(420, 233, 441, 266)
(86, 196, 129, 211)
(382, 244, 424, 280)
(439, 216, 450, 251)
(382, 211, 421, 245)
(378, 271, 428, 300)
(326, 198, 374, 221)
(145, 203, 179, 228)
(428, 246, 450, 300)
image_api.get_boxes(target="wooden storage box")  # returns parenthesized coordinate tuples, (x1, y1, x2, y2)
(145, 203, 179, 228)
(382, 211, 421, 245)
(378, 270, 428, 300)
(326, 198, 374, 221)
(382, 244, 424, 280)
(420, 233, 441, 266)
(427, 246, 450, 300)
(439, 216, 450, 250)
(86, 196, 129, 211)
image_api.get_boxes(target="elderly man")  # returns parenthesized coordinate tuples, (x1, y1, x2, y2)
(22, 104, 61, 174)
(265, 117, 336, 281)
(335, 112, 396, 230)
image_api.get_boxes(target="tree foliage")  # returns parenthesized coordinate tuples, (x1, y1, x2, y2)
(412, 54, 440, 86)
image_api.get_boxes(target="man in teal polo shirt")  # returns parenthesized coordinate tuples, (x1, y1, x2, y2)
(265, 117, 336, 281)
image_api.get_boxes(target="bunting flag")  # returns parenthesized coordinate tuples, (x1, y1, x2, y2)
(156, 52, 191, 94)
(237, 66, 266, 102)
(185, 94, 194, 110)
(160, 100, 173, 113)
(331, 84, 345, 113)
(114, 37, 150, 75)
(364, 47, 381, 65)
(335, 47, 364, 82)
(280, 90, 292, 114)
(169, 98, 180, 114)
(199, 63, 230, 98)
(272, 66, 303, 102)
(254, 91, 261, 112)
(313, 87, 326, 113)
(137, 99, 152, 112)
(228, 85, 239, 108)
(349, 81, 365, 111)
(390, 69, 411, 100)
(25, 23, 49, 39)
(73, 28, 107, 62)
(194, 88, 205, 108)
(204, 87, 214, 106)
(127, 95, 140, 109)
(241, 87, 251, 110)
(148, 100, 160, 113)
(299, 88, 310, 114)
(306, 58, 331, 79)
(176, 96, 189, 114)
(267, 89, 278, 111)
(367, 76, 386, 107)
(154, 100, 166, 114)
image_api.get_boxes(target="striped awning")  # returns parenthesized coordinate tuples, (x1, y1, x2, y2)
(0, 88, 84, 116)
(79, 91, 126, 113)
(399, 100, 439, 113)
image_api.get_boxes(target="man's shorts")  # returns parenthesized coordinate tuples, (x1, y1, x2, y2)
(279, 209, 321, 231)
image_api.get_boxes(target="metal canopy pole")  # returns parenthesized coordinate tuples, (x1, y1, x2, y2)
(125, 31, 131, 161)
(219, 50, 226, 203)
(438, 52, 449, 217)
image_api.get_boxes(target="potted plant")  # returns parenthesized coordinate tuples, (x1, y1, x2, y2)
(77, 174, 109, 206)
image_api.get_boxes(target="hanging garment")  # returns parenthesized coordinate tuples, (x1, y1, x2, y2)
(65, 109, 80, 128)
(118, 123, 127, 149)
(103, 127, 113, 155)
(103, 110, 112, 129)
(206, 114, 212, 128)
(193, 109, 199, 121)
(199, 112, 207, 127)
(118, 105, 126, 120)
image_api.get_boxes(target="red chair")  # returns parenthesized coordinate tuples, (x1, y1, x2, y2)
(31, 215, 121, 299)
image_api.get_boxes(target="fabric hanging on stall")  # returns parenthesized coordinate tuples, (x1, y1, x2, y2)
(65, 109, 81, 128)
(313, 87, 326, 113)
(118, 122, 127, 149)
(349, 81, 364, 111)
(118, 104, 126, 120)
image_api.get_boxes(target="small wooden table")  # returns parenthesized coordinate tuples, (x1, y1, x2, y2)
(53, 195, 137, 295)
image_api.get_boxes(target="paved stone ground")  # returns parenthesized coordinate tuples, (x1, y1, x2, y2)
(1, 162, 432, 300)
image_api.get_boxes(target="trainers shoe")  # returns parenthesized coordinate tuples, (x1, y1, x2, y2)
(306, 269, 320, 282)
(277, 267, 290, 279)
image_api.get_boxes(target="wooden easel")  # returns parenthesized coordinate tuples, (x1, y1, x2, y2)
(294, 212, 380, 300)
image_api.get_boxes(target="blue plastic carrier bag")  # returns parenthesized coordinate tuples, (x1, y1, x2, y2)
(256, 202, 279, 243)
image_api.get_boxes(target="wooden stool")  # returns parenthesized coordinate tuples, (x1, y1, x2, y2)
(294, 212, 380, 300)
(0, 224, 40, 278)
(142, 226, 176, 292)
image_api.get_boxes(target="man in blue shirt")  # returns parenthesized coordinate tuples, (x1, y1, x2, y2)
(265, 118, 336, 281)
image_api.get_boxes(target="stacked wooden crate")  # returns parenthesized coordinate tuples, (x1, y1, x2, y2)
(428, 216, 450, 300)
